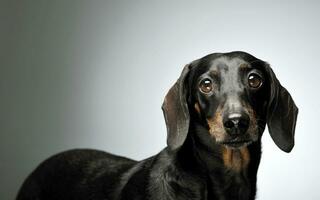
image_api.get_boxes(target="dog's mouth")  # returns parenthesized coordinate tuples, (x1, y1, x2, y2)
(220, 139, 252, 149)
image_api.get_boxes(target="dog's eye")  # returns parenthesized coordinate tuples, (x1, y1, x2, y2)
(248, 73, 263, 88)
(199, 78, 213, 94)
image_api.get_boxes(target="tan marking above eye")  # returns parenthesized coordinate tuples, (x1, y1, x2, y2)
(210, 70, 219, 76)
(239, 63, 249, 70)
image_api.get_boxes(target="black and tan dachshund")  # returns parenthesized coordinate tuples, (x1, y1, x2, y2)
(17, 51, 298, 200)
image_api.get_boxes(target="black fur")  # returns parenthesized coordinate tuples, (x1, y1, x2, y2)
(16, 51, 298, 200)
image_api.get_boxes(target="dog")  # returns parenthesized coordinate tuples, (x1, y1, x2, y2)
(16, 51, 298, 200)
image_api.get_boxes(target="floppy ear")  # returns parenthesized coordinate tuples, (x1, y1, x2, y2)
(162, 64, 191, 150)
(266, 64, 298, 153)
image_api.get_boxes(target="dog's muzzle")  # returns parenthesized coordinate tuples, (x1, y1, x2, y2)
(222, 112, 252, 148)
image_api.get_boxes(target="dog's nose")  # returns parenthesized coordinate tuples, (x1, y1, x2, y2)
(223, 113, 250, 135)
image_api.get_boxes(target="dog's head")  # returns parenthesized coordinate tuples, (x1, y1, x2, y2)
(162, 52, 298, 153)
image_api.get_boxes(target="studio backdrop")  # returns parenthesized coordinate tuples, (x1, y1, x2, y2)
(1, 1, 317, 199)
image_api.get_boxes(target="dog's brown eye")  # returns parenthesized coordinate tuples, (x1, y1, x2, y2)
(248, 73, 263, 88)
(199, 78, 213, 93)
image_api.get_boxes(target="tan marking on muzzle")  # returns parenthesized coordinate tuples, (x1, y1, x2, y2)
(222, 146, 250, 172)
(243, 101, 259, 141)
(206, 106, 226, 142)
(194, 102, 201, 114)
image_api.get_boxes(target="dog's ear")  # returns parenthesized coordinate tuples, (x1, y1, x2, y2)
(265, 64, 298, 153)
(162, 64, 191, 150)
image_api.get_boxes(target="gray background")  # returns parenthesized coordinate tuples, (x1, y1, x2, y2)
(0, 0, 317, 199)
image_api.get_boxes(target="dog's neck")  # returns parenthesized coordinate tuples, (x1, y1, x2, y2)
(175, 123, 261, 200)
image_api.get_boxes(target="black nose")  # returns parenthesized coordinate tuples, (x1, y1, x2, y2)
(223, 113, 250, 135)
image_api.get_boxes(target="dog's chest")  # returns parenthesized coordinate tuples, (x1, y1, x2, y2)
(222, 146, 250, 172)
(207, 169, 251, 200)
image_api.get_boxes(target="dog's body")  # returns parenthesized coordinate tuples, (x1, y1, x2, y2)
(17, 52, 298, 200)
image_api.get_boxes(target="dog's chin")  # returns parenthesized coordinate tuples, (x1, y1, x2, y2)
(217, 134, 256, 149)
(220, 140, 253, 149)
